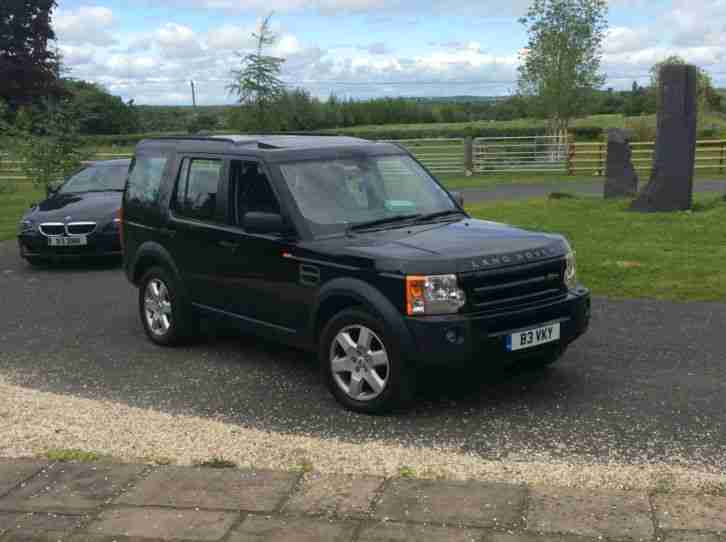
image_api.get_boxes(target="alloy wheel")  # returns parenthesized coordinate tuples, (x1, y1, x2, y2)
(330, 325, 390, 401)
(144, 278, 173, 337)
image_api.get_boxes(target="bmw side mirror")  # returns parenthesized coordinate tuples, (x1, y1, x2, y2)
(451, 191, 464, 208)
(243, 212, 294, 237)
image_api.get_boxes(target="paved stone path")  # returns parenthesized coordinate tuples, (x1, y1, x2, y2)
(0, 460, 724, 541)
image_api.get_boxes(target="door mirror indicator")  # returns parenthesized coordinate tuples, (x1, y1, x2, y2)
(243, 212, 293, 236)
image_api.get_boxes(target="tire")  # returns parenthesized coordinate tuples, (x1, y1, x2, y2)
(319, 308, 415, 415)
(138, 266, 196, 346)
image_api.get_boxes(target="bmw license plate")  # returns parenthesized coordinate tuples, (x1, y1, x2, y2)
(48, 236, 87, 247)
(506, 323, 560, 351)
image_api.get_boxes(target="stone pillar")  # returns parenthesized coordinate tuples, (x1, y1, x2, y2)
(631, 64, 698, 212)
(604, 128, 638, 198)
(464, 136, 474, 176)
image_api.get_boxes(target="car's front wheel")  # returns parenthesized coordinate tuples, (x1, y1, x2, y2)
(320, 308, 415, 414)
(139, 266, 195, 346)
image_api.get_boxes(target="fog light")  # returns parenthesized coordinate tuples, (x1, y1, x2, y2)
(445, 327, 465, 345)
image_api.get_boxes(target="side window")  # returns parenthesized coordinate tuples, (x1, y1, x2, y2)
(173, 158, 223, 222)
(231, 160, 280, 225)
(126, 156, 168, 205)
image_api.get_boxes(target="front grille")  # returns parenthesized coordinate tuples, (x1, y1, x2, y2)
(67, 222, 96, 235)
(39, 223, 65, 236)
(461, 257, 567, 314)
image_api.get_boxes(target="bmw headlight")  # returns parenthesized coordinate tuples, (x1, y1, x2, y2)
(564, 247, 577, 290)
(102, 215, 121, 232)
(18, 219, 35, 234)
(406, 274, 466, 316)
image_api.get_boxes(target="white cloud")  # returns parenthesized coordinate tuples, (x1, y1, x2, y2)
(54, 0, 726, 104)
(206, 24, 257, 50)
(58, 45, 95, 67)
(604, 26, 653, 55)
(54, 6, 117, 46)
(155, 23, 205, 59)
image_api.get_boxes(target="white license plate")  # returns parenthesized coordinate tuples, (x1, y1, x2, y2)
(48, 236, 87, 247)
(506, 323, 560, 351)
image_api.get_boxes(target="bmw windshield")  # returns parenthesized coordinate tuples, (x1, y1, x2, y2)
(279, 154, 461, 237)
(58, 165, 129, 195)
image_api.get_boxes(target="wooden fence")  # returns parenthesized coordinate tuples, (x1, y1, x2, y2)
(3, 138, 726, 185)
(572, 139, 726, 175)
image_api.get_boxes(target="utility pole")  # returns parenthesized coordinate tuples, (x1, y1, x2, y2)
(190, 80, 197, 107)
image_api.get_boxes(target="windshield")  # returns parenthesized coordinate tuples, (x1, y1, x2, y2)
(279, 155, 457, 236)
(58, 165, 129, 194)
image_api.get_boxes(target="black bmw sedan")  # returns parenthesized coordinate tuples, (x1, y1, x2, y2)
(17, 159, 131, 265)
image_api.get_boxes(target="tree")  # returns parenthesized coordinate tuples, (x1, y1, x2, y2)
(517, 0, 608, 137)
(11, 100, 86, 190)
(63, 80, 139, 135)
(0, 0, 63, 108)
(227, 13, 286, 130)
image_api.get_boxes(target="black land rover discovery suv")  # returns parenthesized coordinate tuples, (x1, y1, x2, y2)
(122, 135, 590, 414)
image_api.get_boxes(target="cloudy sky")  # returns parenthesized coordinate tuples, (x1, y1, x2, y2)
(53, 0, 726, 105)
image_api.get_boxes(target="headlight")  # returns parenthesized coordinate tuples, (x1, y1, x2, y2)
(406, 274, 466, 316)
(564, 249, 577, 290)
(18, 220, 35, 234)
(102, 216, 121, 232)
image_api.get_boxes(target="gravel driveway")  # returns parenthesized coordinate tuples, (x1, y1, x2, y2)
(0, 240, 724, 474)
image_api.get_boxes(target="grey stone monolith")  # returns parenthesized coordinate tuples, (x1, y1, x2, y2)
(604, 128, 638, 198)
(631, 64, 698, 212)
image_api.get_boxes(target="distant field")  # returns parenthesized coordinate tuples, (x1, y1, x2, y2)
(325, 112, 726, 140)
(325, 114, 626, 135)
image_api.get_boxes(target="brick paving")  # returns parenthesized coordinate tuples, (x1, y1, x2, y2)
(0, 459, 724, 542)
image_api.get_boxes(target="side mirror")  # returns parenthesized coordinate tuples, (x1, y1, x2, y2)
(243, 212, 293, 236)
(45, 184, 57, 198)
(451, 191, 464, 207)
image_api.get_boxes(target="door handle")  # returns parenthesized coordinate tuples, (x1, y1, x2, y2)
(219, 240, 239, 250)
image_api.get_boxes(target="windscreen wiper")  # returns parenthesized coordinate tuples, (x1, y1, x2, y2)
(412, 209, 467, 223)
(347, 213, 422, 234)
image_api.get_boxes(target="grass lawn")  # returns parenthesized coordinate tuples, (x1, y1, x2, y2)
(439, 173, 599, 190)
(467, 194, 726, 302)
(0, 184, 44, 242)
(438, 172, 726, 190)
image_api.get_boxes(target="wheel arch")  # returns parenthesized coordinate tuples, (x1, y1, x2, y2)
(311, 278, 416, 359)
(129, 241, 183, 288)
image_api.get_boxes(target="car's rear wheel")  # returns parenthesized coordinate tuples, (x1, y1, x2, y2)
(139, 266, 195, 346)
(320, 308, 415, 414)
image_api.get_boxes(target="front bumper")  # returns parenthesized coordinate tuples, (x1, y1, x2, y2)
(405, 286, 591, 366)
(18, 231, 122, 260)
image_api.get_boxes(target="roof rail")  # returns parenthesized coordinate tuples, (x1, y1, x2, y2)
(143, 135, 238, 144)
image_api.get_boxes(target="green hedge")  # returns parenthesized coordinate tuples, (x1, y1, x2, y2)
(323, 126, 604, 141)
